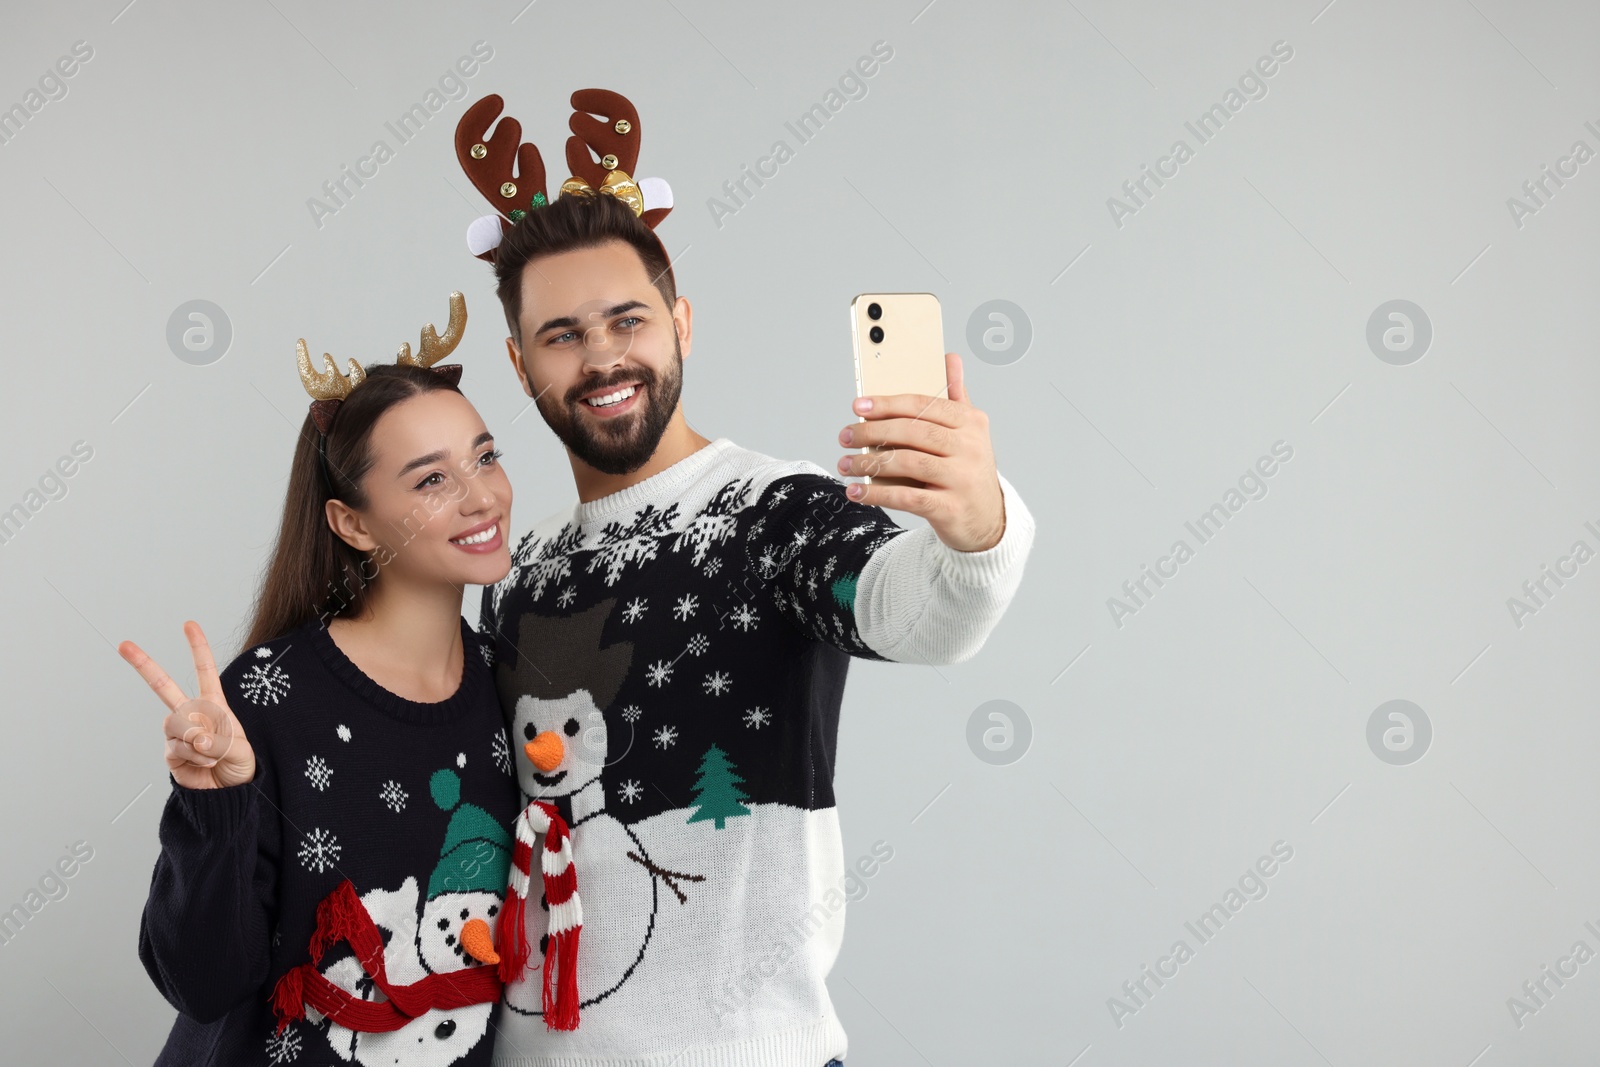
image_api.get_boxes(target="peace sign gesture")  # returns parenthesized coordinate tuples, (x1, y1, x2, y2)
(118, 621, 256, 790)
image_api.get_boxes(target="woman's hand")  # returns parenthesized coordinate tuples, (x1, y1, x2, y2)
(119, 621, 256, 790)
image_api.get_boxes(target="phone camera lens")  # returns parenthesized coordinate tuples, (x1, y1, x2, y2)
(866, 302, 882, 321)
(868, 325, 884, 344)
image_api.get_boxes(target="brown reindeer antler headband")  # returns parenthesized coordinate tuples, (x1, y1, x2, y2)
(454, 89, 674, 262)
(296, 291, 468, 434)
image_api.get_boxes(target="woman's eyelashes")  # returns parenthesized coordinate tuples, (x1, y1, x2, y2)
(411, 448, 501, 491)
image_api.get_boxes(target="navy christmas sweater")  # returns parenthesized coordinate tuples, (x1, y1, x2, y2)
(138, 616, 522, 1067)
(480, 437, 1035, 1066)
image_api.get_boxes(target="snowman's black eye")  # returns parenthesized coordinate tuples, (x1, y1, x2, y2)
(488, 904, 498, 916)
(460, 908, 469, 920)
(563, 718, 579, 737)
(435, 1019, 457, 1039)
(523, 722, 536, 740)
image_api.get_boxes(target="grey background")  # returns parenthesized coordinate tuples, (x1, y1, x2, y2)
(2, 0, 1596, 1063)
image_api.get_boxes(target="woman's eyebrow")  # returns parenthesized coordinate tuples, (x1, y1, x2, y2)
(397, 434, 493, 479)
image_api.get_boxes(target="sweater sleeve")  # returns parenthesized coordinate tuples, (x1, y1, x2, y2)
(852, 471, 1036, 663)
(137, 698, 281, 1022)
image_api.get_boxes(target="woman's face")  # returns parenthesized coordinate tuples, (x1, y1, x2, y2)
(334, 389, 513, 592)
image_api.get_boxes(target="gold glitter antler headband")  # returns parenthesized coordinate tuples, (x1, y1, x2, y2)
(296, 292, 469, 434)
(455, 89, 674, 263)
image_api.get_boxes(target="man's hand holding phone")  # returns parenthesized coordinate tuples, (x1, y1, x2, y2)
(837, 350, 1007, 553)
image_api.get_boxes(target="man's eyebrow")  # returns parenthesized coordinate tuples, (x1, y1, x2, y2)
(396, 433, 494, 479)
(533, 300, 649, 338)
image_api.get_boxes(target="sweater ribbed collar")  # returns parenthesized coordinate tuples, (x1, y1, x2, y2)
(306, 616, 488, 725)
(573, 437, 736, 525)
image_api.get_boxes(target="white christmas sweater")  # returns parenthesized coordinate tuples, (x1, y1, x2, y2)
(479, 437, 1035, 1067)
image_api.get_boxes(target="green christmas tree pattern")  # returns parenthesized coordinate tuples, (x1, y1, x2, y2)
(686, 744, 752, 830)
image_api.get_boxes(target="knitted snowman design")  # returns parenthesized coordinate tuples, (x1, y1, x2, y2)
(274, 768, 511, 1065)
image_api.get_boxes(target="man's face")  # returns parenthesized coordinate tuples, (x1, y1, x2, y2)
(507, 240, 690, 476)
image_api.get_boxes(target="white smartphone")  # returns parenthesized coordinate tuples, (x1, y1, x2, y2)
(849, 292, 948, 488)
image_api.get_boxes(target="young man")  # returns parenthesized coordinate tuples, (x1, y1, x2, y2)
(462, 91, 1035, 1067)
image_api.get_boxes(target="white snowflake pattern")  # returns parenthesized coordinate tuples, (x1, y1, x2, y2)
(297, 827, 342, 873)
(240, 662, 291, 706)
(456, 752, 467, 769)
(336, 723, 352, 742)
(686, 633, 710, 656)
(791, 525, 813, 549)
(842, 524, 872, 540)
(702, 556, 723, 577)
(304, 756, 332, 792)
(669, 478, 752, 564)
(253, 647, 273, 659)
(587, 504, 680, 586)
(557, 585, 577, 608)
(265, 1022, 302, 1064)
(620, 704, 643, 723)
(379, 779, 408, 813)
(646, 660, 675, 687)
(703, 671, 732, 696)
(756, 548, 779, 576)
(479, 640, 494, 667)
(822, 557, 837, 580)
(730, 603, 760, 632)
(619, 779, 644, 804)
(492, 730, 512, 775)
(768, 484, 792, 506)
(744, 706, 772, 729)
(622, 597, 648, 624)
(524, 524, 584, 600)
(673, 593, 699, 621)
(652, 725, 678, 749)
(748, 516, 766, 539)
(806, 568, 819, 599)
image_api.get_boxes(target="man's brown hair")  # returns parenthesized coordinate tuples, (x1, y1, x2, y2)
(493, 193, 676, 346)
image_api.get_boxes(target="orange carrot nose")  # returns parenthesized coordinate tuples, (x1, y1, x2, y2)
(525, 731, 564, 772)
(460, 917, 499, 965)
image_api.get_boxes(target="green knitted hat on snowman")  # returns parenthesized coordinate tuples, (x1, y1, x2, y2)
(426, 767, 512, 899)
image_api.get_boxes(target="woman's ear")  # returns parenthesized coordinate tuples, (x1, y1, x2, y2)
(325, 498, 377, 553)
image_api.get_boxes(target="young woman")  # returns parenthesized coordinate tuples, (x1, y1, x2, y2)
(119, 297, 524, 1067)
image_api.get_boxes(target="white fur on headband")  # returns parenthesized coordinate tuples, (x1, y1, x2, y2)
(639, 177, 672, 211)
(466, 214, 505, 256)
(465, 177, 673, 257)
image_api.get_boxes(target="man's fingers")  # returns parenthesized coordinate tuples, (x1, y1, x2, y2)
(845, 479, 938, 518)
(184, 621, 224, 701)
(119, 641, 190, 713)
(945, 352, 969, 405)
(844, 416, 957, 457)
(840, 448, 949, 486)
(854, 391, 966, 429)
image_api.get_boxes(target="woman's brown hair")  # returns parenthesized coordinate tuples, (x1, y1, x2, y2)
(243, 364, 462, 648)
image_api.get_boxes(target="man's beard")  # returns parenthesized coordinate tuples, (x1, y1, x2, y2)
(533, 337, 684, 476)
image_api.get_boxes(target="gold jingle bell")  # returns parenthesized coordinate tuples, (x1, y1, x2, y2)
(601, 153, 618, 170)
(500, 181, 517, 198)
(470, 143, 487, 159)
(614, 119, 631, 135)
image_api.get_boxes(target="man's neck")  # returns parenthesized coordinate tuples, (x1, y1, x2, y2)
(569, 411, 713, 504)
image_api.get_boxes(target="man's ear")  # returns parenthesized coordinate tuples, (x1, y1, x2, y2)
(326, 498, 378, 553)
(673, 295, 692, 360)
(506, 336, 534, 398)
